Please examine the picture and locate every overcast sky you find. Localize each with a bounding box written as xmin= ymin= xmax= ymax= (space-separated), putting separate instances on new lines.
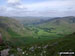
xmin=0 ymin=0 xmax=75 ymax=17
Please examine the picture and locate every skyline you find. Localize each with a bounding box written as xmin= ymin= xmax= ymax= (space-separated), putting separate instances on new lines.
xmin=0 ymin=0 xmax=75 ymax=17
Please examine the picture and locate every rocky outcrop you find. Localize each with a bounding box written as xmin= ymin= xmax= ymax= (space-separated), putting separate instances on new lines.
xmin=1 ymin=49 xmax=10 ymax=56
xmin=0 ymin=33 xmax=3 ymax=44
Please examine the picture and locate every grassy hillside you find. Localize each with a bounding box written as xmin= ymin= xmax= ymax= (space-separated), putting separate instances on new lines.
xmin=13 ymin=32 xmax=75 ymax=56
xmin=1 ymin=32 xmax=75 ymax=56
xmin=37 ymin=16 xmax=75 ymax=35
xmin=0 ymin=16 xmax=34 ymax=40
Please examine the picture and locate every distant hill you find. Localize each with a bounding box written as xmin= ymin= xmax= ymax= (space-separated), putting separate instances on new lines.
xmin=13 ymin=17 xmax=51 ymax=26
xmin=38 ymin=16 xmax=75 ymax=35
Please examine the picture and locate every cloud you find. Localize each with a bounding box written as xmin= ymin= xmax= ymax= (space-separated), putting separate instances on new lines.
xmin=7 ymin=0 xmax=20 ymax=4
xmin=0 ymin=0 xmax=75 ymax=17
xmin=27 ymin=0 xmax=75 ymax=11
xmin=6 ymin=0 xmax=21 ymax=8
xmin=22 ymin=0 xmax=75 ymax=17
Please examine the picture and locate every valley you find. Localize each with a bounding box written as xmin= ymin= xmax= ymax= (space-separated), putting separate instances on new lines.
xmin=0 ymin=16 xmax=75 ymax=56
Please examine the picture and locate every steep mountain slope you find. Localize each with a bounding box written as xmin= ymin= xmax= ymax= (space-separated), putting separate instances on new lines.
xmin=0 ymin=16 xmax=33 ymax=39
xmin=38 ymin=16 xmax=75 ymax=35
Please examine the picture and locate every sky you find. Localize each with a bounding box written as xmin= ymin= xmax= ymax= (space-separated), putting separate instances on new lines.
xmin=0 ymin=0 xmax=75 ymax=17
